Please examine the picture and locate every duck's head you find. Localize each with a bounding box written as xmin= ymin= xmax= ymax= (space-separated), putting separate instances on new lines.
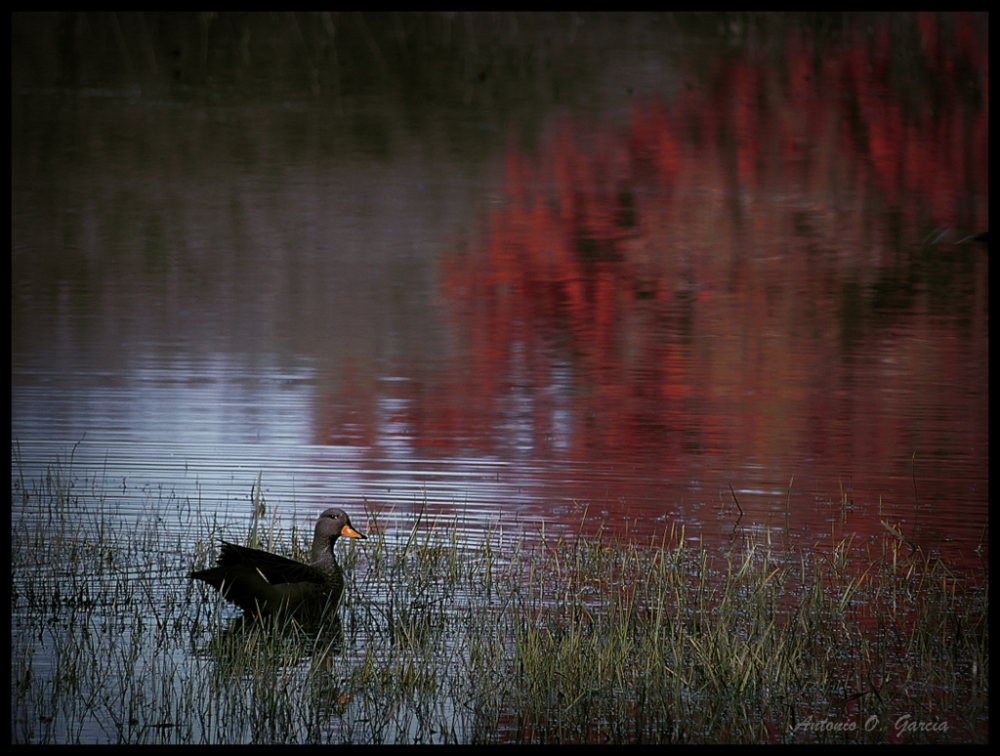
xmin=316 ymin=508 xmax=367 ymax=544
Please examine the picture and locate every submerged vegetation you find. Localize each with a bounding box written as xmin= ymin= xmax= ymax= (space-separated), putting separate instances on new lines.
xmin=11 ymin=465 xmax=988 ymax=744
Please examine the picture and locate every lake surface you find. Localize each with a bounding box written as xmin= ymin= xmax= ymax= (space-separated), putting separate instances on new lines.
xmin=13 ymin=12 xmax=988 ymax=568
xmin=11 ymin=12 xmax=989 ymax=746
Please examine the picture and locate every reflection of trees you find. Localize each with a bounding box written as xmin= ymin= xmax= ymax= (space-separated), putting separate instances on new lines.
xmin=428 ymin=14 xmax=987 ymax=474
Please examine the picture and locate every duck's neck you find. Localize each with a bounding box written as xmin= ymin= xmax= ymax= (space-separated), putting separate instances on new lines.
xmin=312 ymin=537 xmax=335 ymax=566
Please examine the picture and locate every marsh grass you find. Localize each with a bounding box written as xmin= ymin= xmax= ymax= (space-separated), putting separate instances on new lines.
xmin=11 ymin=466 xmax=989 ymax=743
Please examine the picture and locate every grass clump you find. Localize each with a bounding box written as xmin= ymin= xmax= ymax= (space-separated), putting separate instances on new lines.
xmin=11 ymin=468 xmax=989 ymax=743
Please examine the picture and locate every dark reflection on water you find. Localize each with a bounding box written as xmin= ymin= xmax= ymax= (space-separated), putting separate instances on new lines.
xmin=12 ymin=13 xmax=988 ymax=575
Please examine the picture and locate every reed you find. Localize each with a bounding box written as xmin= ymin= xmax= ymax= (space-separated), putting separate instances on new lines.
xmin=11 ymin=467 xmax=988 ymax=743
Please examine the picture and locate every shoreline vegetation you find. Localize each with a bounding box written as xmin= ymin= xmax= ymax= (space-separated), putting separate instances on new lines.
xmin=11 ymin=466 xmax=988 ymax=744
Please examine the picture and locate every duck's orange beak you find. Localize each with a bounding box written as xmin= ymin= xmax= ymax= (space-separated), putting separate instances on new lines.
xmin=341 ymin=523 xmax=366 ymax=539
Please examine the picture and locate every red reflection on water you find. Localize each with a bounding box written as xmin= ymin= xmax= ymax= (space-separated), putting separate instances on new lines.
xmin=315 ymin=14 xmax=987 ymax=569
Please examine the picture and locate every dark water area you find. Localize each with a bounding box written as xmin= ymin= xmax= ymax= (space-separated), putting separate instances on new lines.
xmin=13 ymin=13 xmax=988 ymax=570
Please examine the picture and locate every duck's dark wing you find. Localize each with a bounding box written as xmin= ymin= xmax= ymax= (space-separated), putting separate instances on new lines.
xmin=212 ymin=541 xmax=328 ymax=586
xmin=190 ymin=542 xmax=331 ymax=615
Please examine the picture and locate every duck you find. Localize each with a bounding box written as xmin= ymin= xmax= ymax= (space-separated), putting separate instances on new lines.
xmin=190 ymin=508 xmax=366 ymax=618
